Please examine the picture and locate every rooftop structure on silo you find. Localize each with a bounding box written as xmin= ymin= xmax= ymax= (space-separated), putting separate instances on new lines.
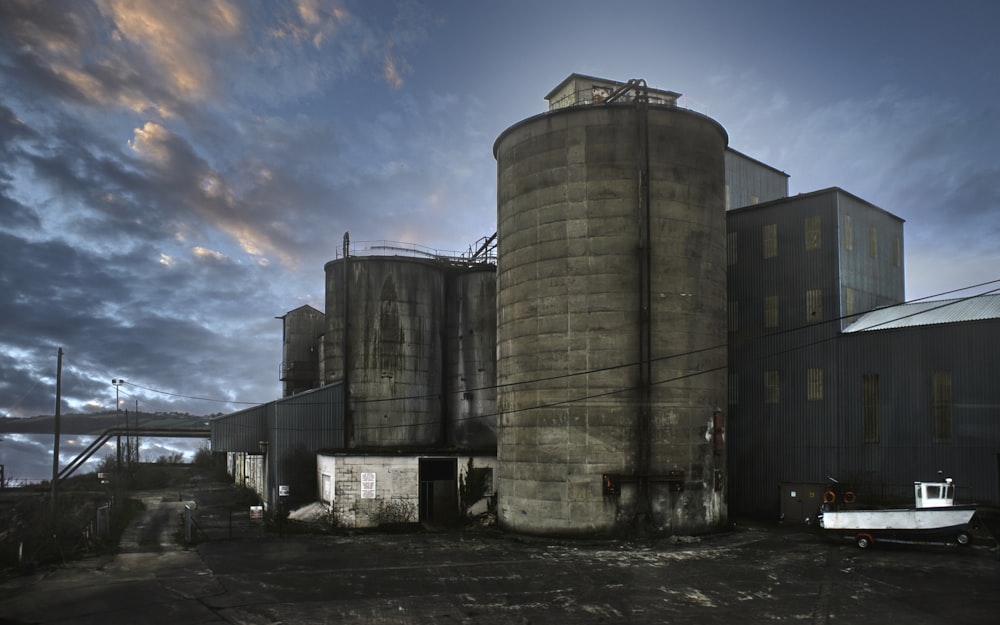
xmin=544 ymin=72 xmax=681 ymax=110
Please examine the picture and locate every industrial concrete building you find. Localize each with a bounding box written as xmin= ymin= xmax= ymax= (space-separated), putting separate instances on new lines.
xmin=494 ymin=74 xmax=729 ymax=535
xmin=216 ymin=240 xmax=499 ymax=527
xmin=212 ymin=73 xmax=1000 ymax=533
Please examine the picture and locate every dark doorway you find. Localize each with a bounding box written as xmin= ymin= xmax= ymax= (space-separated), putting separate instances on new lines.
xmin=419 ymin=458 xmax=458 ymax=523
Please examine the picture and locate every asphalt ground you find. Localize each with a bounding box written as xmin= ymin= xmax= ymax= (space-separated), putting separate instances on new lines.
xmin=2 ymin=481 xmax=998 ymax=624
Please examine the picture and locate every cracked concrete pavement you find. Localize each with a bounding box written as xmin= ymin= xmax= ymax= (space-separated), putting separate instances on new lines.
xmin=2 ymin=481 xmax=999 ymax=624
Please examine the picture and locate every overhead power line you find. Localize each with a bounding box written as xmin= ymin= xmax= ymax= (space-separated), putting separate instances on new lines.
xmin=124 ymin=277 xmax=1000 ymax=413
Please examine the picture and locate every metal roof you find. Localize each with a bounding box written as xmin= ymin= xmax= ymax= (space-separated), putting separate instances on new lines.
xmin=842 ymin=293 xmax=1000 ymax=332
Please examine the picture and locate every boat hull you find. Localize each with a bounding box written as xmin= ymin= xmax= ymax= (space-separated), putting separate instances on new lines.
xmin=819 ymin=505 xmax=976 ymax=540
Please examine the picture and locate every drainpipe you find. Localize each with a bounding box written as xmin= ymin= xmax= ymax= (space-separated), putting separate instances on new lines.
xmin=343 ymin=232 xmax=353 ymax=447
xmin=634 ymin=81 xmax=653 ymax=530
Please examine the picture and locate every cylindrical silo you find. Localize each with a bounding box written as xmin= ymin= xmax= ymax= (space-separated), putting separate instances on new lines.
xmin=279 ymin=305 xmax=325 ymax=397
xmin=324 ymin=256 xmax=445 ymax=447
xmin=494 ymin=84 xmax=729 ymax=535
xmin=444 ymin=265 xmax=498 ymax=449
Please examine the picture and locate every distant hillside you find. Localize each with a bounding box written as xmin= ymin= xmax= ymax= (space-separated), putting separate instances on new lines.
xmin=0 ymin=412 xmax=211 ymax=435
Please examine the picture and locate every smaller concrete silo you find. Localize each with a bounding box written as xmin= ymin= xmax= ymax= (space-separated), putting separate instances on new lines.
xmin=444 ymin=265 xmax=498 ymax=449
xmin=324 ymin=255 xmax=446 ymax=448
xmin=278 ymin=305 xmax=325 ymax=397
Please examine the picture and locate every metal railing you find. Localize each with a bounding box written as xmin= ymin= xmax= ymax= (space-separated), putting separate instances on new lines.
xmin=334 ymin=239 xmax=497 ymax=265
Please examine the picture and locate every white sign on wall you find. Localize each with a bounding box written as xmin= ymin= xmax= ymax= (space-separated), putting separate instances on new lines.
xmin=361 ymin=472 xmax=376 ymax=499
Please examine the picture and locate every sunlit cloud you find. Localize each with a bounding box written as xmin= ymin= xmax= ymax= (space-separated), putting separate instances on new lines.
xmin=383 ymin=51 xmax=404 ymax=88
xmin=192 ymin=246 xmax=227 ymax=262
xmin=98 ymin=0 xmax=243 ymax=101
xmin=128 ymin=121 xmax=173 ymax=166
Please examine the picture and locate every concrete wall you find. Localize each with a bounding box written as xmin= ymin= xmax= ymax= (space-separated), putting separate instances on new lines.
xmin=494 ymin=101 xmax=729 ymax=535
xmin=280 ymin=305 xmax=325 ymax=396
xmin=444 ymin=267 xmax=498 ymax=448
xmin=324 ymin=256 xmax=445 ymax=447
xmin=317 ymin=453 xmax=498 ymax=528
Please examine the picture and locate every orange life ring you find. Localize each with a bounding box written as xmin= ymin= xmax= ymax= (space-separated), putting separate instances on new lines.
xmin=843 ymin=491 xmax=856 ymax=504
xmin=823 ymin=490 xmax=836 ymax=504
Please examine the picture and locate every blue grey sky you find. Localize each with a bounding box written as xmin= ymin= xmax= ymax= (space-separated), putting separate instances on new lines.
xmin=1 ymin=0 xmax=997 ymax=417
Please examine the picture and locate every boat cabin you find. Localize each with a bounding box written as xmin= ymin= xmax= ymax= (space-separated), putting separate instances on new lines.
xmin=914 ymin=479 xmax=956 ymax=509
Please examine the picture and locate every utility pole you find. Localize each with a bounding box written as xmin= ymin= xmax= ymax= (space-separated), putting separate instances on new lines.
xmin=112 ymin=379 xmax=124 ymax=473
xmin=51 ymin=347 xmax=63 ymax=514
xmin=135 ymin=399 xmax=140 ymax=466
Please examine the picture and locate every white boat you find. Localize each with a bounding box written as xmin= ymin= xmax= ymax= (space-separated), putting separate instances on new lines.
xmin=818 ymin=478 xmax=977 ymax=548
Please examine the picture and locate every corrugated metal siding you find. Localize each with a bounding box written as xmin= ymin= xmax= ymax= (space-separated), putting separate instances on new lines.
xmin=844 ymin=294 xmax=1000 ymax=332
xmin=837 ymin=321 xmax=1000 ymax=505
xmin=267 ymin=382 xmax=344 ymax=506
xmin=724 ymin=149 xmax=788 ymax=210
xmin=726 ymin=189 xmax=917 ymax=519
xmin=212 ymin=382 xmax=345 ymax=506
xmin=836 ymin=193 xmax=905 ymax=329
xmin=211 ymin=402 xmax=272 ymax=452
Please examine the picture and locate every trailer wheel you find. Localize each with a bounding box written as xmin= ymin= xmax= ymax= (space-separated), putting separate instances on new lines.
xmin=855 ymin=534 xmax=873 ymax=549
xmin=956 ymin=531 xmax=971 ymax=546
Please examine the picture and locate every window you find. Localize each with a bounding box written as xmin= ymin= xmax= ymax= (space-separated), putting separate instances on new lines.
xmin=725 ymin=184 xmax=731 ymax=210
xmin=727 ymin=231 xmax=737 ymax=266
xmin=763 ymin=224 xmax=777 ymax=259
xmin=893 ymin=237 xmax=902 ymax=268
xmin=808 ymin=368 xmax=824 ymax=401
xmin=869 ymin=226 xmax=878 ymax=258
xmin=764 ymin=370 xmax=780 ymax=404
xmin=805 ymin=216 xmax=821 ymax=251
xmin=844 ymin=287 xmax=856 ymax=317
xmin=862 ymin=374 xmax=879 ymax=443
xmin=764 ymin=295 xmax=779 ymax=328
xmin=843 ymin=215 xmax=853 ymax=251
xmin=806 ymin=289 xmax=823 ymax=323
xmin=750 ymin=194 xmax=759 ymax=205
xmin=932 ymin=371 xmax=952 ymax=442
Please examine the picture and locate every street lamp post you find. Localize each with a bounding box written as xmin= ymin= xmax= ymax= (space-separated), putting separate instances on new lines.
xmin=112 ymin=379 xmax=124 ymax=472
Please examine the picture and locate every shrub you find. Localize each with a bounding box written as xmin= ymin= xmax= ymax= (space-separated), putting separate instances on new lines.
xmin=370 ymin=498 xmax=416 ymax=526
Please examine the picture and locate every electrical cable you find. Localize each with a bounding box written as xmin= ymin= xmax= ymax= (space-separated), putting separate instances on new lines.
xmin=124 ymin=277 xmax=1000 ymax=422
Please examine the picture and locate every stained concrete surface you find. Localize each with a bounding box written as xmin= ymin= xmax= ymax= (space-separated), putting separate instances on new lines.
xmin=2 ymin=483 xmax=999 ymax=625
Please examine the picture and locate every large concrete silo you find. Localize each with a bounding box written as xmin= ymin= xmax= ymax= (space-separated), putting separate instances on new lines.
xmin=444 ymin=265 xmax=498 ymax=449
xmin=324 ymin=255 xmax=445 ymax=447
xmin=493 ymin=75 xmax=729 ymax=535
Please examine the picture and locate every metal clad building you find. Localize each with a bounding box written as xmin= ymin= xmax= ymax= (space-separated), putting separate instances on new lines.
xmin=836 ymin=300 xmax=1000 ymax=504
xmin=727 ymin=186 xmax=941 ymax=519
xmin=267 ymin=382 xmax=344 ymax=507
xmin=212 ymin=402 xmax=272 ymax=453
xmin=212 ymin=382 xmax=344 ymax=507
xmin=724 ymin=148 xmax=788 ymax=210
xmin=212 ymin=401 xmax=274 ymax=499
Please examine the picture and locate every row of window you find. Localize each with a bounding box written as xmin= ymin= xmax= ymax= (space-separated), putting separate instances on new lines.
xmin=728 ymin=290 xmax=826 ymax=331
xmin=726 ymin=218 xmax=901 ymax=265
xmin=729 ymin=287 xmax=867 ymax=332
xmin=729 ymin=371 xmax=954 ymax=442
